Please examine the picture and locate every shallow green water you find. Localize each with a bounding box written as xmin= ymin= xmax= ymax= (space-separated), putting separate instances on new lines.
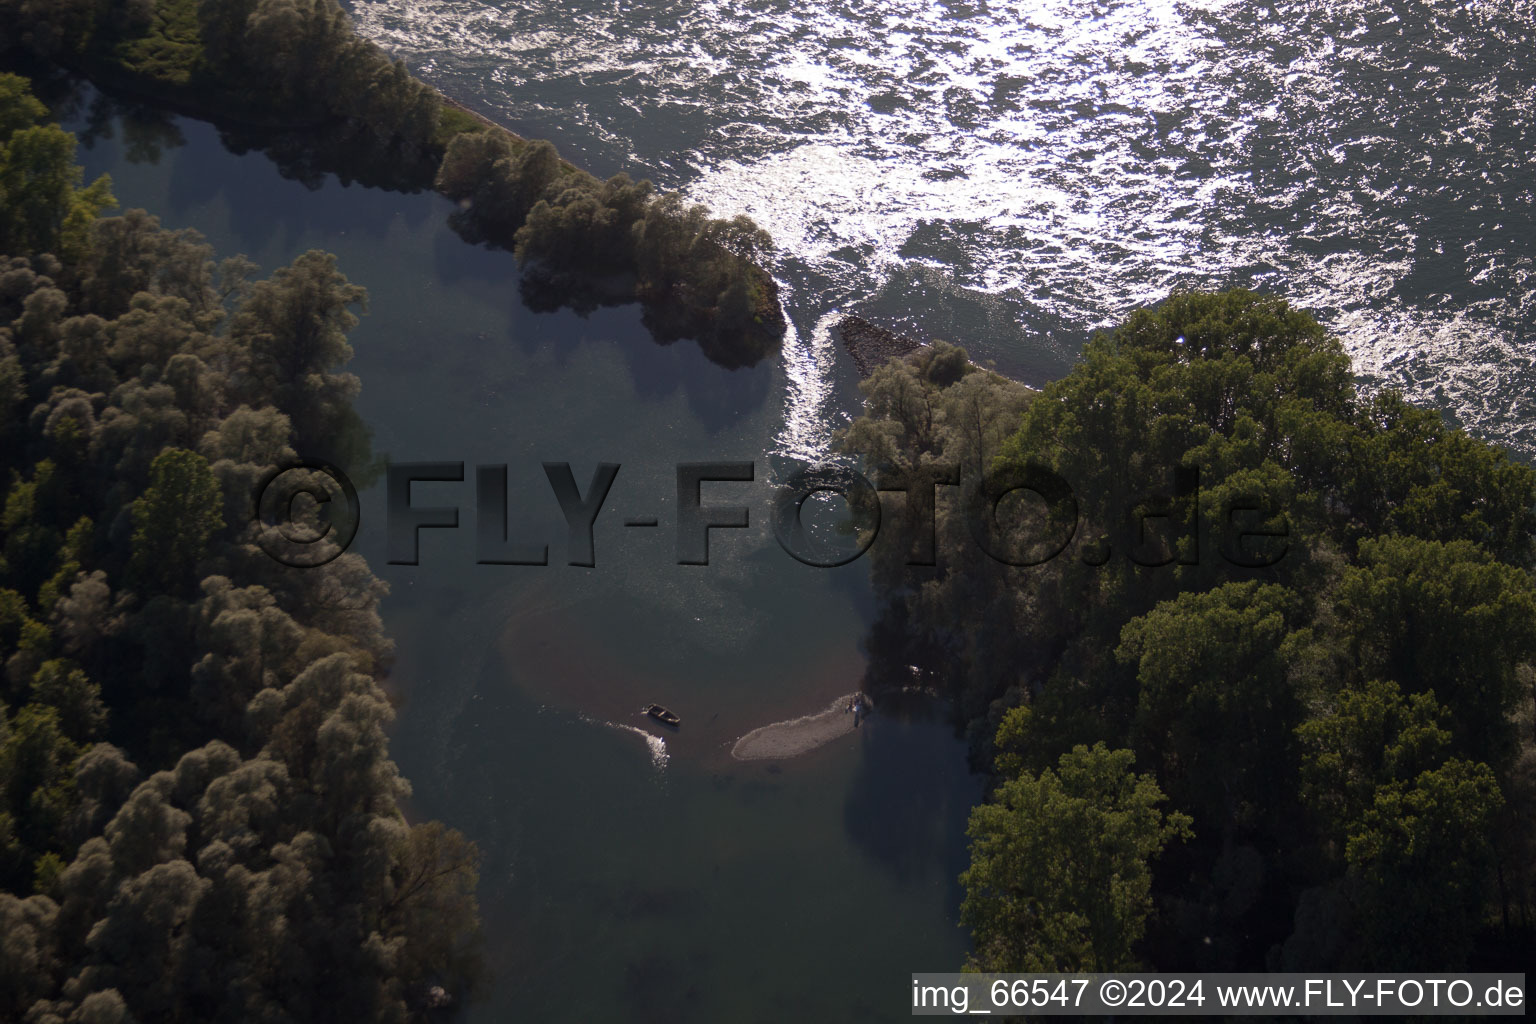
xmin=62 ymin=94 xmax=980 ymax=1021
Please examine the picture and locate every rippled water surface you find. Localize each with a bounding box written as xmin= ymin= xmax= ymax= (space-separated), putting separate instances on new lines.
xmin=351 ymin=0 xmax=1536 ymax=454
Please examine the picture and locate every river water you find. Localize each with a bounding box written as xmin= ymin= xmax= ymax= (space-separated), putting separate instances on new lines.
xmin=58 ymin=0 xmax=1536 ymax=1018
xmin=351 ymin=0 xmax=1536 ymax=455
xmin=62 ymin=87 xmax=976 ymax=1022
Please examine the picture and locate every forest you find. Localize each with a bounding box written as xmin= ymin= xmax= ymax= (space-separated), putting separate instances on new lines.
xmin=841 ymin=293 xmax=1536 ymax=973
xmin=0 ymin=0 xmax=786 ymax=369
xmin=0 ymin=72 xmax=480 ymax=1022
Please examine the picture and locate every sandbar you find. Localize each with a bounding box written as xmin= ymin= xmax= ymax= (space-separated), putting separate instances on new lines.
xmin=731 ymin=693 xmax=867 ymax=760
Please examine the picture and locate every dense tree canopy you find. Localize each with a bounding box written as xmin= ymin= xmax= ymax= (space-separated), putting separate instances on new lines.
xmin=961 ymin=743 xmax=1190 ymax=973
xmin=0 ymin=75 xmax=481 ymax=1022
xmin=843 ymin=291 xmax=1536 ymax=972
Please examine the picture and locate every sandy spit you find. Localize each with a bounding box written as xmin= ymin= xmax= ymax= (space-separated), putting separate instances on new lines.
xmin=730 ymin=693 xmax=865 ymax=760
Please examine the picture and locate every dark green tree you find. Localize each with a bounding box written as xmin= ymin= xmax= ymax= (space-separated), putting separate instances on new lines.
xmin=1346 ymin=759 xmax=1503 ymax=968
xmin=961 ymin=742 xmax=1191 ymax=972
xmin=128 ymin=448 xmax=223 ymax=596
xmin=0 ymin=111 xmax=114 ymax=259
xmin=1332 ymin=536 xmax=1536 ymax=766
xmin=1297 ymin=678 xmax=1452 ymax=840
xmin=1118 ymin=581 xmax=1304 ymax=834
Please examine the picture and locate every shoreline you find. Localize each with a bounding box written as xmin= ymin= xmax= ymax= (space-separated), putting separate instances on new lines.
xmin=837 ymin=313 xmax=1038 ymax=386
xmin=438 ymin=92 xmax=505 ymax=136
xmin=836 ymin=315 xmax=927 ymax=376
xmin=5 ymin=9 xmax=787 ymax=363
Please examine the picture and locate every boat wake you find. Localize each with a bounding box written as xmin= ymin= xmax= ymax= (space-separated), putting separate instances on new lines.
xmin=577 ymin=712 xmax=671 ymax=771
xmin=773 ymin=299 xmax=843 ymax=464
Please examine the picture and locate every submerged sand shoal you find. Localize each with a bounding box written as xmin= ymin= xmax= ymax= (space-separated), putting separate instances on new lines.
xmin=731 ymin=693 xmax=863 ymax=760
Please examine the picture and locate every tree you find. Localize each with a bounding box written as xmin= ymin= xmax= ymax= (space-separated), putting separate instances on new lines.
xmin=247 ymin=652 xmax=407 ymax=831
xmin=633 ymin=193 xmax=708 ymax=296
xmin=0 ymin=890 xmax=61 ymax=1021
xmin=1297 ymin=678 xmax=1452 ymax=840
xmin=79 ymin=210 xmax=220 ymax=321
xmin=108 ymin=292 xmax=205 ymax=373
xmin=385 ymin=822 xmax=484 ymax=1002
xmin=29 ymin=659 xmax=106 ymax=742
xmin=0 ymin=704 xmax=78 ymax=888
xmin=0 ymin=0 xmax=97 ymax=59
xmin=1345 ymin=759 xmax=1502 ymax=968
xmin=1288 ymin=676 xmax=1504 ymax=969
xmin=0 ymin=121 xmax=115 ymax=259
xmin=51 ymin=570 xmax=115 ymax=669
xmin=228 ymin=249 xmax=363 ymax=390
xmin=3 ymin=460 xmax=67 ymax=602
xmin=0 ymin=74 xmax=485 ymax=1021
xmin=435 ymin=130 xmax=512 ymax=202
xmin=198 ymin=0 xmax=261 ymax=71
xmin=1333 ymin=536 xmax=1536 ymax=766
xmin=75 ymin=858 xmax=209 ymax=1018
xmin=843 ymin=287 xmax=1536 ymax=974
xmin=1347 ymin=392 xmax=1536 ymax=564
xmin=0 ymin=72 xmax=48 ymax=142
xmin=0 ymin=587 xmax=49 ymax=701
xmin=128 ymin=448 xmax=224 ymax=596
xmin=226 ymin=250 xmax=365 ymax=450
xmin=938 ymin=365 xmax=1030 ymax=479
xmin=960 ymin=743 xmax=1191 ymax=972
xmin=1118 ymin=581 xmax=1303 ymax=833
xmin=241 ymin=0 xmax=355 ymax=96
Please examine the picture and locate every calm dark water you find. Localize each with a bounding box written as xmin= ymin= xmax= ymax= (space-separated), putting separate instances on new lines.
xmin=351 ymin=0 xmax=1536 ymax=456
xmin=62 ymin=94 xmax=979 ymax=1021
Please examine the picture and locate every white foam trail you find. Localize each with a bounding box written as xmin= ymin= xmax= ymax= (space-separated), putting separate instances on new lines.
xmin=774 ymin=300 xmax=843 ymax=463
xmin=575 ymin=712 xmax=670 ymax=770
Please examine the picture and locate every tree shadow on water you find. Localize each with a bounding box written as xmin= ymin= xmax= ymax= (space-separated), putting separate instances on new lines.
xmin=70 ymin=87 xmax=186 ymax=165
xmin=841 ymin=692 xmax=982 ymax=905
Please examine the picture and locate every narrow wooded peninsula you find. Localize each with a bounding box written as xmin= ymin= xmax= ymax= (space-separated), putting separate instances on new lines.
xmin=1 ymin=0 xmax=788 ymax=369
xmin=0 ymin=70 xmax=480 ymax=1022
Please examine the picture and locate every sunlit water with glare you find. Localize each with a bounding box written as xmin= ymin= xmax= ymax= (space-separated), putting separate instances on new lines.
xmin=350 ymin=0 xmax=1536 ymax=457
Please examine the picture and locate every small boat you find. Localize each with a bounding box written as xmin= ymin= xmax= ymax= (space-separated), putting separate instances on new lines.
xmin=643 ymin=703 xmax=681 ymax=727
